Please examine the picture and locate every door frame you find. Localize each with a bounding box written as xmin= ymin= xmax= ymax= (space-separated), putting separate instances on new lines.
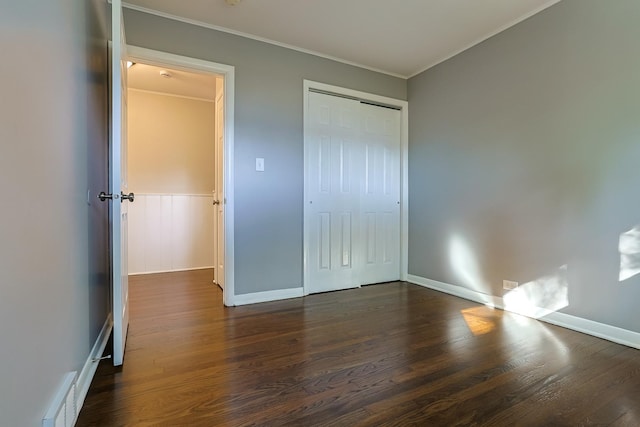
xmin=302 ymin=80 xmax=409 ymax=295
xmin=127 ymin=45 xmax=236 ymax=306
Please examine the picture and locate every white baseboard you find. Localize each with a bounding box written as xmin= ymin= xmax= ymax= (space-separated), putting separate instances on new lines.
xmin=76 ymin=314 xmax=113 ymax=416
xmin=129 ymin=266 xmax=214 ymax=276
xmin=233 ymin=287 xmax=304 ymax=306
xmin=539 ymin=311 xmax=640 ymax=350
xmin=407 ymin=274 xmax=502 ymax=307
xmin=407 ymin=274 xmax=640 ymax=350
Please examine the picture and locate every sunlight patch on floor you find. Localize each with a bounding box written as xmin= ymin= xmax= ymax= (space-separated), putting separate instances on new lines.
xmin=619 ymin=225 xmax=640 ymax=282
xmin=460 ymin=306 xmax=501 ymax=336
xmin=503 ymin=265 xmax=568 ymax=319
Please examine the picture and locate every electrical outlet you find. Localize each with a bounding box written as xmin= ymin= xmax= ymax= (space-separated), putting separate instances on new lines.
xmin=503 ymin=280 xmax=519 ymax=290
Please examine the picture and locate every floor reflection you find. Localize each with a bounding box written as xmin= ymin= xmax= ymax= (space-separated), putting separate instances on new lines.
xmin=460 ymin=306 xmax=500 ymax=336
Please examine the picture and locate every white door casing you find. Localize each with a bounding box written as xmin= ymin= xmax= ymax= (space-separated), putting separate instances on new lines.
xmin=304 ymin=83 xmax=406 ymax=295
xmin=111 ymin=0 xmax=130 ymax=366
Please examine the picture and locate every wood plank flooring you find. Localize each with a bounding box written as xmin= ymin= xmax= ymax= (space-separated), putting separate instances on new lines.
xmin=77 ymin=269 xmax=640 ymax=426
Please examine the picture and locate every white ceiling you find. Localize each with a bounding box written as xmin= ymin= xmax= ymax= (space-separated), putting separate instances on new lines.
xmin=128 ymin=63 xmax=218 ymax=100
xmin=123 ymin=0 xmax=561 ymax=78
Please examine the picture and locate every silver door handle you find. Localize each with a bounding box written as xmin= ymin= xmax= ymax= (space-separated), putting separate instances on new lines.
xmin=121 ymin=192 xmax=135 ymax=203
xmin=98 ymin=191 xmax=117 ymax=201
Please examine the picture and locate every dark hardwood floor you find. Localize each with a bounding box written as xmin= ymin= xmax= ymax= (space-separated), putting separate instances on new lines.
xmin=77 ymin=269 xmax=640 ymax=426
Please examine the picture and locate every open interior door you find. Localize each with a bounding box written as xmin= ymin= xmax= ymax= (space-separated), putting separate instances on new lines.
xmin=110 ymin=0 xmax=132 ymax=366
xmin=213 ymin=77 xmax=225 ymax=291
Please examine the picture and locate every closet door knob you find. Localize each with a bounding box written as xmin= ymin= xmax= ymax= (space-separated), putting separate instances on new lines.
xmin=121 ymin=192 xmax=135 ymax=203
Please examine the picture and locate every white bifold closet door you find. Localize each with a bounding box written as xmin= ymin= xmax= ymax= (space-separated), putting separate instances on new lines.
xmin=306 ymin=91 xmax=401 ymax=294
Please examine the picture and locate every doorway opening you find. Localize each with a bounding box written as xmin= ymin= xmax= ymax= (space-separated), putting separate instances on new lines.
xmin=125 ymin=46 xmax=235 ymax=306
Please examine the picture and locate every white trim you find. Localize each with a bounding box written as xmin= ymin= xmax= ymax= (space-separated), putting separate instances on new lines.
xmin=407 ymin=274 xmax=640 ymax=350
xmin=121 ymin=2 xmax=406 ymax=79
xmin=126 ymin=45 xmax=237 ymax=307
xmin=129 ymin=266 xmax=214 ymax=276
xmin=233 ymin=287 xmax=304 ymax=306
xmin=541 ymin=311 xmax=640 ymax=350
xmin=407 ymin=0 xmax=562 ymax=78
xmin=128 ymin=88 xmax=215 ymax=103
xmin=305 ymin=81 xmax=409 ymax=112
xmin=302 ymin=82 xmax=311 ymax=297
xmin=222 ymin=61 xmax=236 ymax=308
xmin=126 ymin=45 xmax=234 ymax=76
xmin=400 ymin=103 xmax=409 ymax=281
xmin=407 ymin=275 xmax=498 ymax=306
xmin=303 ymin=80 xmax=409 ymax=295
xmin=43 ymin=372 xmax=77 ymax=427
xmin=76 ymin=314 xmax=113 ymax=417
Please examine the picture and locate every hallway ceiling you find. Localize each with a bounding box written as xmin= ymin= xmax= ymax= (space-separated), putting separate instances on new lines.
xmin=123 ymin=0 xmax=561 ymax=78
xmin=128 ymin=63 xmax=217 ymax=101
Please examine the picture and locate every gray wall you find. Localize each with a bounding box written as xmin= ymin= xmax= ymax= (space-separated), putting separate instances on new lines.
xmin=123 ymin=9 xmax=407 ymax=295
xmin=0 ymin=0 xmax=110 ymax=425
xmin=408 ymin=0 xmax=640 ymax=332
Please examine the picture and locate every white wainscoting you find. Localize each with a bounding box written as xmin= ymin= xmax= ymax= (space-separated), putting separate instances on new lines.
xmin=128 ymin=193 xmax=214 ymax=274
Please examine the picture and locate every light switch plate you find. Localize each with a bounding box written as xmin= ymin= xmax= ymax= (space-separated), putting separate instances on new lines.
xmin=256 ymin=157 xmax=264 ymax=172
